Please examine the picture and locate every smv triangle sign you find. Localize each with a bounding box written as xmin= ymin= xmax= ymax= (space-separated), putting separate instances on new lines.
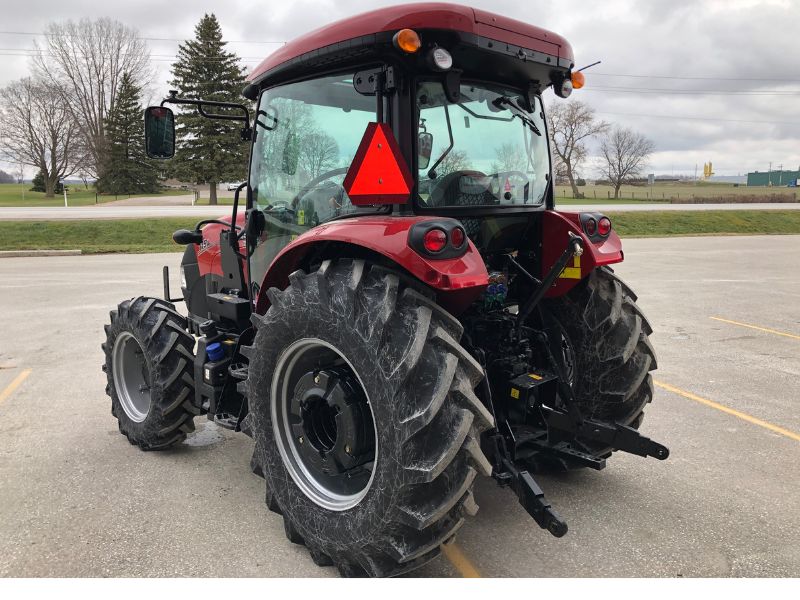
xmin=343 ymin=122 xmax=413 ymax=205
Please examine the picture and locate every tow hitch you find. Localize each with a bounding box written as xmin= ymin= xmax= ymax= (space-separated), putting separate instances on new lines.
xmin=490 ymin=230 xmax=669 ymax=537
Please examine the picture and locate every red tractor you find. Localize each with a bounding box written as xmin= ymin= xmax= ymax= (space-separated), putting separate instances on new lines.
xmin=103 ymin=3 xmax=667 ymax=577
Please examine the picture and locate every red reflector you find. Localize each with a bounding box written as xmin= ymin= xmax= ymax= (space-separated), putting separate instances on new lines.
xmin=423 ymin=228 xmax=447 ymax=253
xmin=584 ymin=218 xmax=597 ymax=236
xmin=450 ymin=227 xmax=466 ymax=248
xmin=343 ymin=122 xmax=414 ymax=205
xmin=598 ymin=217 xmax=612 ymax=236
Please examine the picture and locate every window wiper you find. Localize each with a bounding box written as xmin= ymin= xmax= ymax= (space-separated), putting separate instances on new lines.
xmin=492 ymin=96 xmax=541 ymax=137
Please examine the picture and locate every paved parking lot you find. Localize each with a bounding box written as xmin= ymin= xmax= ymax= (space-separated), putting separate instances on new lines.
xmin=0 ymin=235 xmax=798 ymax=577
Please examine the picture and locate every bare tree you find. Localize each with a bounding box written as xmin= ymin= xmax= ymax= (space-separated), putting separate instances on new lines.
xmin=32 ymin=18 xmax=151 ymax=178
xmin=0 ymin=78 xmax=79 ymax=197
xmin=432 ymin=149 xmax=471 ymax=177
xmin=490 ymin=143 xmax=526 ymax=174
xmin=549 ymin=101 xmax=608 ymax=198
xmin=298 ymin=131 xmax=340 ymax=179
xmin=599 ymin=126 xmax=655 ymax=199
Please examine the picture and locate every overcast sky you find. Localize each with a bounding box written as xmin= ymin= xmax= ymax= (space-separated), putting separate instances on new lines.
xmin=1 ymin=0 xmax=798 ymax=177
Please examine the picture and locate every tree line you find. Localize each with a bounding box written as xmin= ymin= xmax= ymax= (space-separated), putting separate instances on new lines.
xmin=0 ymin=14 xmax=247 ymax=203
xmin=0 ymin=12 xmax=653 ymax=202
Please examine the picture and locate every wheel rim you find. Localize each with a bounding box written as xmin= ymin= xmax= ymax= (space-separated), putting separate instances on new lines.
xmin=271 ymin=338 xmax=377 ymax=511
xmin=112 ymin=331 xmax=151 ymax=423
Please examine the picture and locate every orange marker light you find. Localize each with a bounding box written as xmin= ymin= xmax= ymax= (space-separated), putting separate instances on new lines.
xmin=393 ymin=29 xmax=421 ymax=53
xmin=571 ymin=71 xmax=585 ymax=89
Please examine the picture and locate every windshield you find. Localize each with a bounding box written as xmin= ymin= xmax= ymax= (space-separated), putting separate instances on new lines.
xmin=417 ymin=81 xmax=549 ymax=208
xmin=249 ymin=73 xmax=377 ymax=224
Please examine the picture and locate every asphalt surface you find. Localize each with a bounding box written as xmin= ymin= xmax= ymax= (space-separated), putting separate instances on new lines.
xmin=0 ymin=235 xmax=798 ymax=577
xmin=1 ymin=201 xmax=799 ymax=220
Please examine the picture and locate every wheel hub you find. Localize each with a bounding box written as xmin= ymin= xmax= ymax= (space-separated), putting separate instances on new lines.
xmin=291 ymin=368 xmax=375 ymax=476
xmin=272 ymin=339 xmax=377 ymax=511
xmin=111 ymin=331 xmax=151 ymax=423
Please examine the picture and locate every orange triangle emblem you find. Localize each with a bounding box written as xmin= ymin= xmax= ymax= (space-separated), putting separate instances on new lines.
xmin=343 ymin=122 xmax=413 ymax=205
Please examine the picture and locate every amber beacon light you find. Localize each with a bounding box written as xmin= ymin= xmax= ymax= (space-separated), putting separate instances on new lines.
xmin=393 ymin=28 xmax=421 ymax=53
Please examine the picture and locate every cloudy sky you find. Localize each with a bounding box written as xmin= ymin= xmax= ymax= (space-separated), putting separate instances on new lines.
xmin=1 ymin=0 xmax=798 ymax=177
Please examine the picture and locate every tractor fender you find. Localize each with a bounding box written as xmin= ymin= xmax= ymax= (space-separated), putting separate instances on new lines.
xmin=255 ymin=216 xmax=489 ymax=315
xmin=541 ymin=210 xmax=624 ymax=298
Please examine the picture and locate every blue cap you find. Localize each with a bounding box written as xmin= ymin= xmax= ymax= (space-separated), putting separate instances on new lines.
xmin=207 ymin=342 xmax=225 ymax=362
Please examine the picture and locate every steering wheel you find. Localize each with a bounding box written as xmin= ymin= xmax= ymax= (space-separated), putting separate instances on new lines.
xmin=428 ymin=170 xmax=490 ymax=207
xmin=290 ymin=167 xmax=350 ymax=210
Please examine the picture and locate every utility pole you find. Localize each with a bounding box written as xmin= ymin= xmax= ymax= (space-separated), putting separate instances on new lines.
xmin=778 ymin=164 xmax=783 ymax=186
xmin=768 ymin=161 xmax=772 ymax=187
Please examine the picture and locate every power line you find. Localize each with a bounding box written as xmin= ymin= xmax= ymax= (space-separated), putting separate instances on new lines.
xmin=593 ymin=72 xmax=800 ymax=83
xmin=0 ymin=30 xmax=286 ymax=44
xmin=586 ymin=86 xmax=800 ymax=96
xmin=595 ymin=111 xmax=800 ymax=126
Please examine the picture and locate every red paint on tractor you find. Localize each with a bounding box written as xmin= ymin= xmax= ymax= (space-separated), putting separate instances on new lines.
xmin=541 ymin=211 xmax=624 ymax=298
xmin=196 ymin=215 xmax=246 ymax=278
xmin=247 ymin=3 xmax=574 ymax=84
xmin=255 ymin=215 xmax=489 ymax=315
xmin=343 ymin=123 xmax=413 ymax=205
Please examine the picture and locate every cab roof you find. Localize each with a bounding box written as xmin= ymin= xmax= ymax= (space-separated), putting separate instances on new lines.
xmin=247 ymin=3 xmax=574 ymax=86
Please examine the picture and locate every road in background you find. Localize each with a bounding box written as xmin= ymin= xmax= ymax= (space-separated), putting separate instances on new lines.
xmin=0 ymin=236 xmax=798 ymax=577
xmin=1 ymin=201 xmax=800 ymax=221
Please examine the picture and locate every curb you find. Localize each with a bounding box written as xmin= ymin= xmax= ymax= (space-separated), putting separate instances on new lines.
xmin=0 ymin=249 xmax=82 ymax=258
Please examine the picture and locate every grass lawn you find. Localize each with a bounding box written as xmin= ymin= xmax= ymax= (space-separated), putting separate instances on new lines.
xmin=0 ymin=183 xmax=192 ymax=207
xmin=1 ymin=210 xmax=799 ymax=254
xmin=556 ymin=182 xmax=798 ymax=202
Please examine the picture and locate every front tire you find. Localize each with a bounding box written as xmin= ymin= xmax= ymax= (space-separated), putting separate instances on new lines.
xmin=246 ymin=260 xmax=494 ymax=577
xmin=102 ymin=297 xmax=198 ymax=450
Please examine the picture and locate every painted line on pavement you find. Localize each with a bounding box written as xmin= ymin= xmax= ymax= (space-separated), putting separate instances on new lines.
xmin=654 ymin=379 xmax=800 ymax=443
xmin=710 ymin=316 xmax=800 ymax=341
xmin=0 ymin=369 xmax=32 ymax=406
xmin=441 ymin=541 xmax=481 ymax=578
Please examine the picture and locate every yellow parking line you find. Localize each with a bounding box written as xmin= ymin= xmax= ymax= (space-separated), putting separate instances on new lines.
xmin=0 ymin=369 xmax=32 ymax=406
xmin=441 ymin=541 xmax=481 ymax=578
xmin=654 ymin=379 xmax=800 ymax=443
xmin=710 ymin=316 xmax=800 ymax=341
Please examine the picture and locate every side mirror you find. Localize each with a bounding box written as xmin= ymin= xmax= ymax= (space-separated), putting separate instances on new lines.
xmin=144 ymin=106 xmax=176 ymax=159
xmin=418 ymin=132 xmax=433 ymax=170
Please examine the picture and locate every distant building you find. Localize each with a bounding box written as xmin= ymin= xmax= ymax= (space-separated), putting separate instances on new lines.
xmin=747 ymin=169 xmax=800 ymax=186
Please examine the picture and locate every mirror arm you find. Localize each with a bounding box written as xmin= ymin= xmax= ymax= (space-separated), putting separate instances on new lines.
xmin=161 ymin=93 xmax=252 ymax=139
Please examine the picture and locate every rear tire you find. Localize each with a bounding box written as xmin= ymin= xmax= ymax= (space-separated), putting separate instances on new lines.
xmin=537 ymin=267 xmax=657 ymax=468
xmin=245 ymin=260 xmax=493 ymax=577
xmin=102 ymin=297 xmax=198 ymax=450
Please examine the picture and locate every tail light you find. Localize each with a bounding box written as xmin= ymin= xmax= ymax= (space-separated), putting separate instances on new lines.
xmin=409 ymin=221 xmax=469 ymax=259
xmin=580 ymin=212 xmax=612 ymax=241
xmin=423 ymin=228 xmax=447 ymax=253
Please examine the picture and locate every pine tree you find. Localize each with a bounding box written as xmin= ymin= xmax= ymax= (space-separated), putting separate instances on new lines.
xmin=170 ymin=14 xmax=248 ymax=205
xmin=96 ymin=72 xmax=159 ymax=195
xmin=31 ymin=169 xmax=63 ymax=194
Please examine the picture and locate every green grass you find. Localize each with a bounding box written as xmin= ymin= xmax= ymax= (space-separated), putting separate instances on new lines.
xmin=0 ymin=210 xmax=798 ymax=254
xmin=0 ymin=218 xmax=190 ymax=253
xmin=557 ymin=183 xmax=798 ymax=202
xmin=0 ymin=183 xmax=191 ymax=207
xmin=607 ymin=210 xmax=800 ymax=237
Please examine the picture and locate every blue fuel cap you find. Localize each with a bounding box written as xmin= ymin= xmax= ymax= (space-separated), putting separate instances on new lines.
xmin=206 ymin=342 xmax=225 ymax=362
